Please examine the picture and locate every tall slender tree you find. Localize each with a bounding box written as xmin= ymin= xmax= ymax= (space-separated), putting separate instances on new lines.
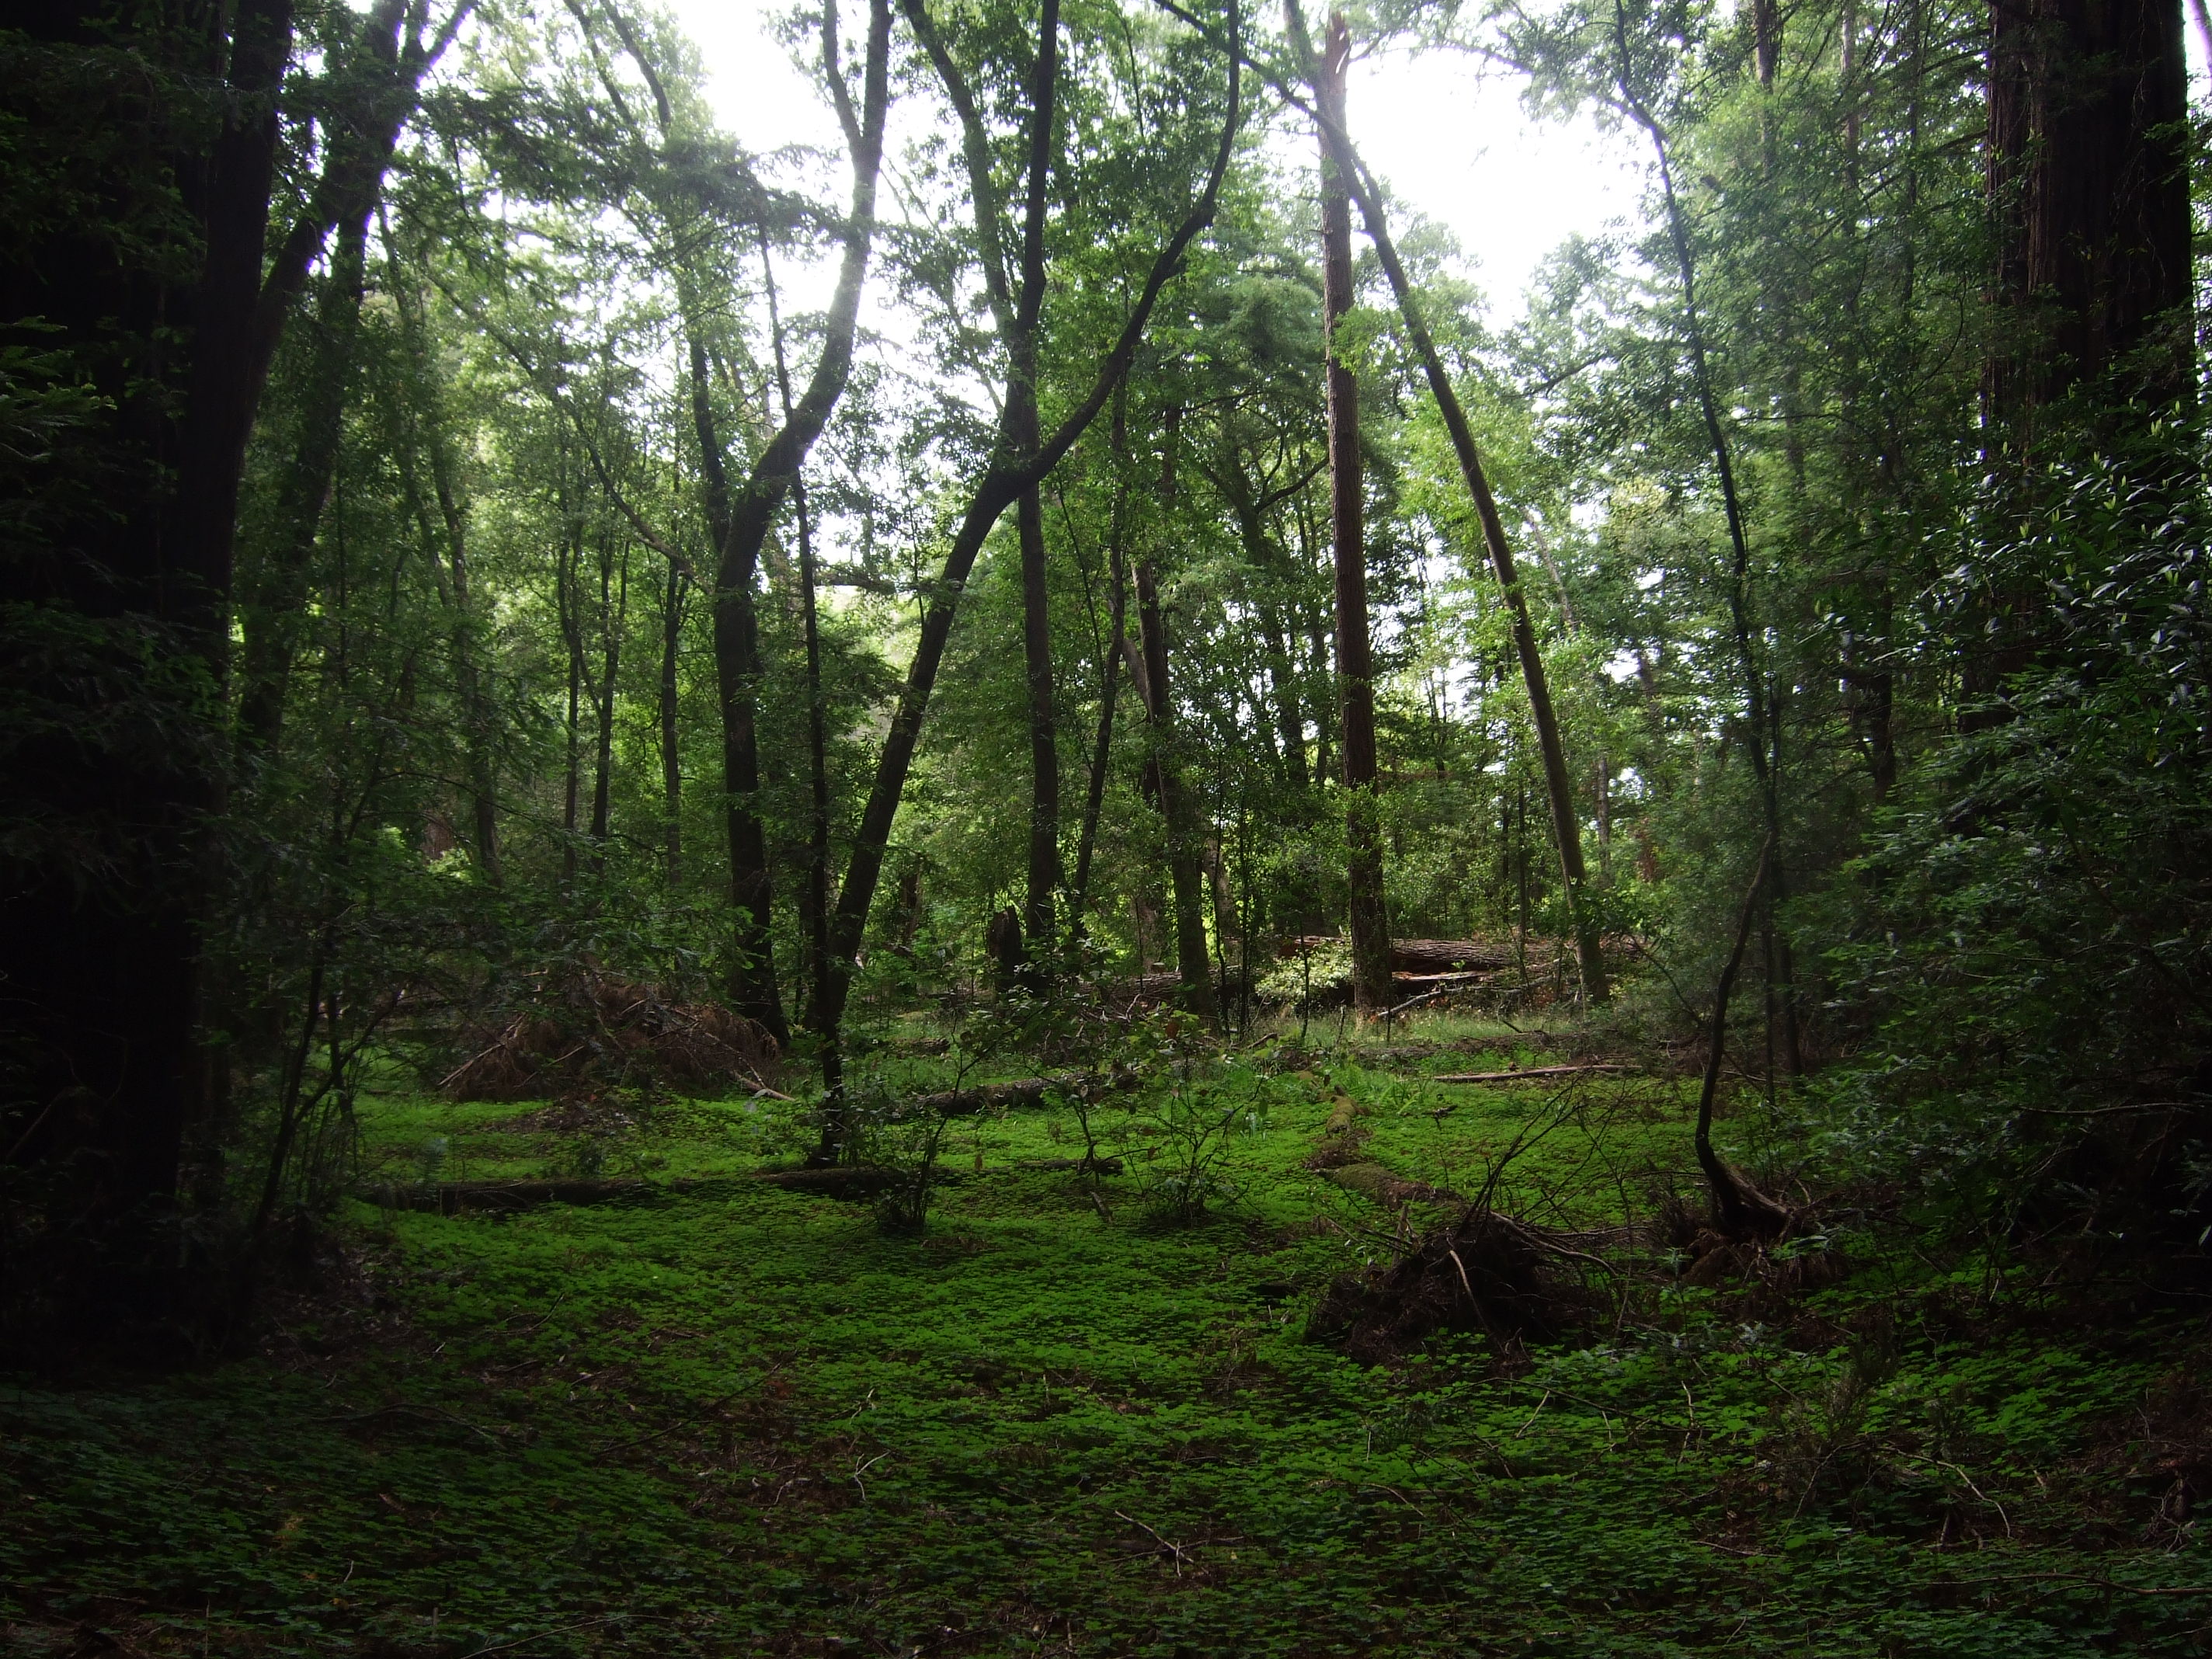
xmin=810 ymin=2 xmax=1242 ymax=1152
xmin=1310 ymin=12 xmax=1394 ymax=1018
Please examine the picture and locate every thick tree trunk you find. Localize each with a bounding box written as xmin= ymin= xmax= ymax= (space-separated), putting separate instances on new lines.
xmin=0 ymin=0 xmax=294 ymax=1334
xmin=1987 ymin=0 xmax=2193 ymax=435
xmin=2 ymin=0 xmax=464 ymax=1336
xmin=1316 ymin=15 xmax=1393 ymax=1018
xmin=1974 ymin=0 xmax=2193 ymax=727
xmin=679 ymin=0 xmax=890 ymax=1049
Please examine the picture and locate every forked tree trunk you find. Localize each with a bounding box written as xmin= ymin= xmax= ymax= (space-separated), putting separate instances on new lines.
xmin=619 ymin=0 xmax=890 ymax=1047
xmin=907 ymin=0 xmax=1065 ymax=965
xmin=1313 ymin=14 xmax=1393 ymax=1019
xmin=809 ymin=9 xmax=1242 ymax=1143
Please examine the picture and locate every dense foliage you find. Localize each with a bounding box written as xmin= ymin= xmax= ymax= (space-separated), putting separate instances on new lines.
xmin=3 ymin=0 xmax=2210 ymax=1643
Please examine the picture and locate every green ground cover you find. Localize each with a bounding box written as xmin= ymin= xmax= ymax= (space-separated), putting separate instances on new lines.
xmin=5 ymin=1023 xmax=2207 ymax=1656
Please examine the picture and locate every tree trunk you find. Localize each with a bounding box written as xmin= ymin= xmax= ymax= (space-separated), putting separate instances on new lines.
xmin=1694 ymin=840 xmax=1791 ymax=1241
xmin=589 ymin=536 xmax=628 ymax=872
xmin=1018 ymin=483 xmax=1061 ymax=959
xmin=1069 ymin=402 xmax=1132 ymax=934
xmin=810 ymin=33 xmax=1243 ymax=1088
xmin=0 ymin=0 xmax=294 ymax=1332
xmin=1260 ymin=600 xmax=1309 ymax=791
xmin=235 ymin=209 xmax=371 ymax=756
xmin=1136 ymin=410 xmax=1219 ymax=1017
xmin=559 ymin=513 xmax=586 ymax=887
xmin=760 ymin=224 xmax=835 ymax=1021
xmin=1 ymin=0 xmax=467 ymax=1334
xmin=384 ymin=224 xmax=503 ymax=883
xmin=698 ymin=0 xmax=892 ymax=1048
xmin=426 ymin=347 xmax=502 ymax=888
xmin=1316 ymin=14 xmax=1393 ymax=1018
xmin=1987 ymin=0 xmax=2193 ymax=436
xmin=659 ymin=567 xmax=685 ymax=886
xmin=1974 ymin=0 xmax=2193 ymax=725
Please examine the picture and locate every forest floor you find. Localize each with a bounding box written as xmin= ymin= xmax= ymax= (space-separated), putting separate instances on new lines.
xmin=5 ymin=1014 xmax=2210 ymax=1657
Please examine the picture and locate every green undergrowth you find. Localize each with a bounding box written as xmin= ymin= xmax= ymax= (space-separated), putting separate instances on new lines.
xmin=4 ymin=1024 xmax=2207 ymax=1656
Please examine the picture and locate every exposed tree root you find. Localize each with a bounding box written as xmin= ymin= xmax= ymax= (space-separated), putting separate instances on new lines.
xmin=1307 ymin=1207 xmax=1588 ymax=1363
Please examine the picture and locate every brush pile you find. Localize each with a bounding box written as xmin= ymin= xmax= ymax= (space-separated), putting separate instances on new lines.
xmin=442 ymin=972 xmax=778 ymax=1101
xmin=1308 ymin=1208 xmax=1588 ymax=1364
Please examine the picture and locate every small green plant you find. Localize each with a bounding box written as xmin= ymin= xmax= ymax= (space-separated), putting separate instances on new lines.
xmin=851 ymin=1082 xmax=958 ymax=1233
xmin=1142 ymin=1063 xmax=1265 ymax=1225
xmin=851 ymin=1003 xmax=1015 ymax=1233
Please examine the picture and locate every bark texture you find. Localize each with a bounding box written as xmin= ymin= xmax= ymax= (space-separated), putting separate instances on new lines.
xmin=1314 ymin=15 xmax=1393 ymax=1019
xmin=1987 ymin=0 xmax=2193 ymax=431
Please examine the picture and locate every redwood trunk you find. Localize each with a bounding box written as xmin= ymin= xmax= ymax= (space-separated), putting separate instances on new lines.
xmin=1987 ymin=0 xmax=2193 ymax=435
xmin=1303 ymin=21 xmax=1609 ymax=1002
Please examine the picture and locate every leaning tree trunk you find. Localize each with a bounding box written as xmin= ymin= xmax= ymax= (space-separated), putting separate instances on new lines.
xmin=1314 ymin=13 xmax=1393 ymax=1019
xmin=1275 ymin=0 xmax=1616 ymax=1003
xmin=1694 ymin=840 xmax=1792 ymax=1241
xmin=809 ymin=9 xmax=1243 ymax=1122
xmin=1069 ymin=398 xmax=1132 ymax=935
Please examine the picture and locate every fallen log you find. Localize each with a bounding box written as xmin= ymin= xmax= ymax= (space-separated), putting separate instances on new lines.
xmin=750 ymin=1167 xmax=911 ymax=1198
xmin=1319 ymin=1161 xmax=1466 ymax=1210
xmin=1431 ymin=1064 xmax=1631 ymax=1084
xmin=1011 ymin=1156 xmax=1125 ymax=1175
xmin=364 ymin=1177 xmax=668 ymax=1213
xmin=1392 ymin=938 xmax=1519 ymax=973
xmin=916 ymin=1069 xmax=1138 ymax=1115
